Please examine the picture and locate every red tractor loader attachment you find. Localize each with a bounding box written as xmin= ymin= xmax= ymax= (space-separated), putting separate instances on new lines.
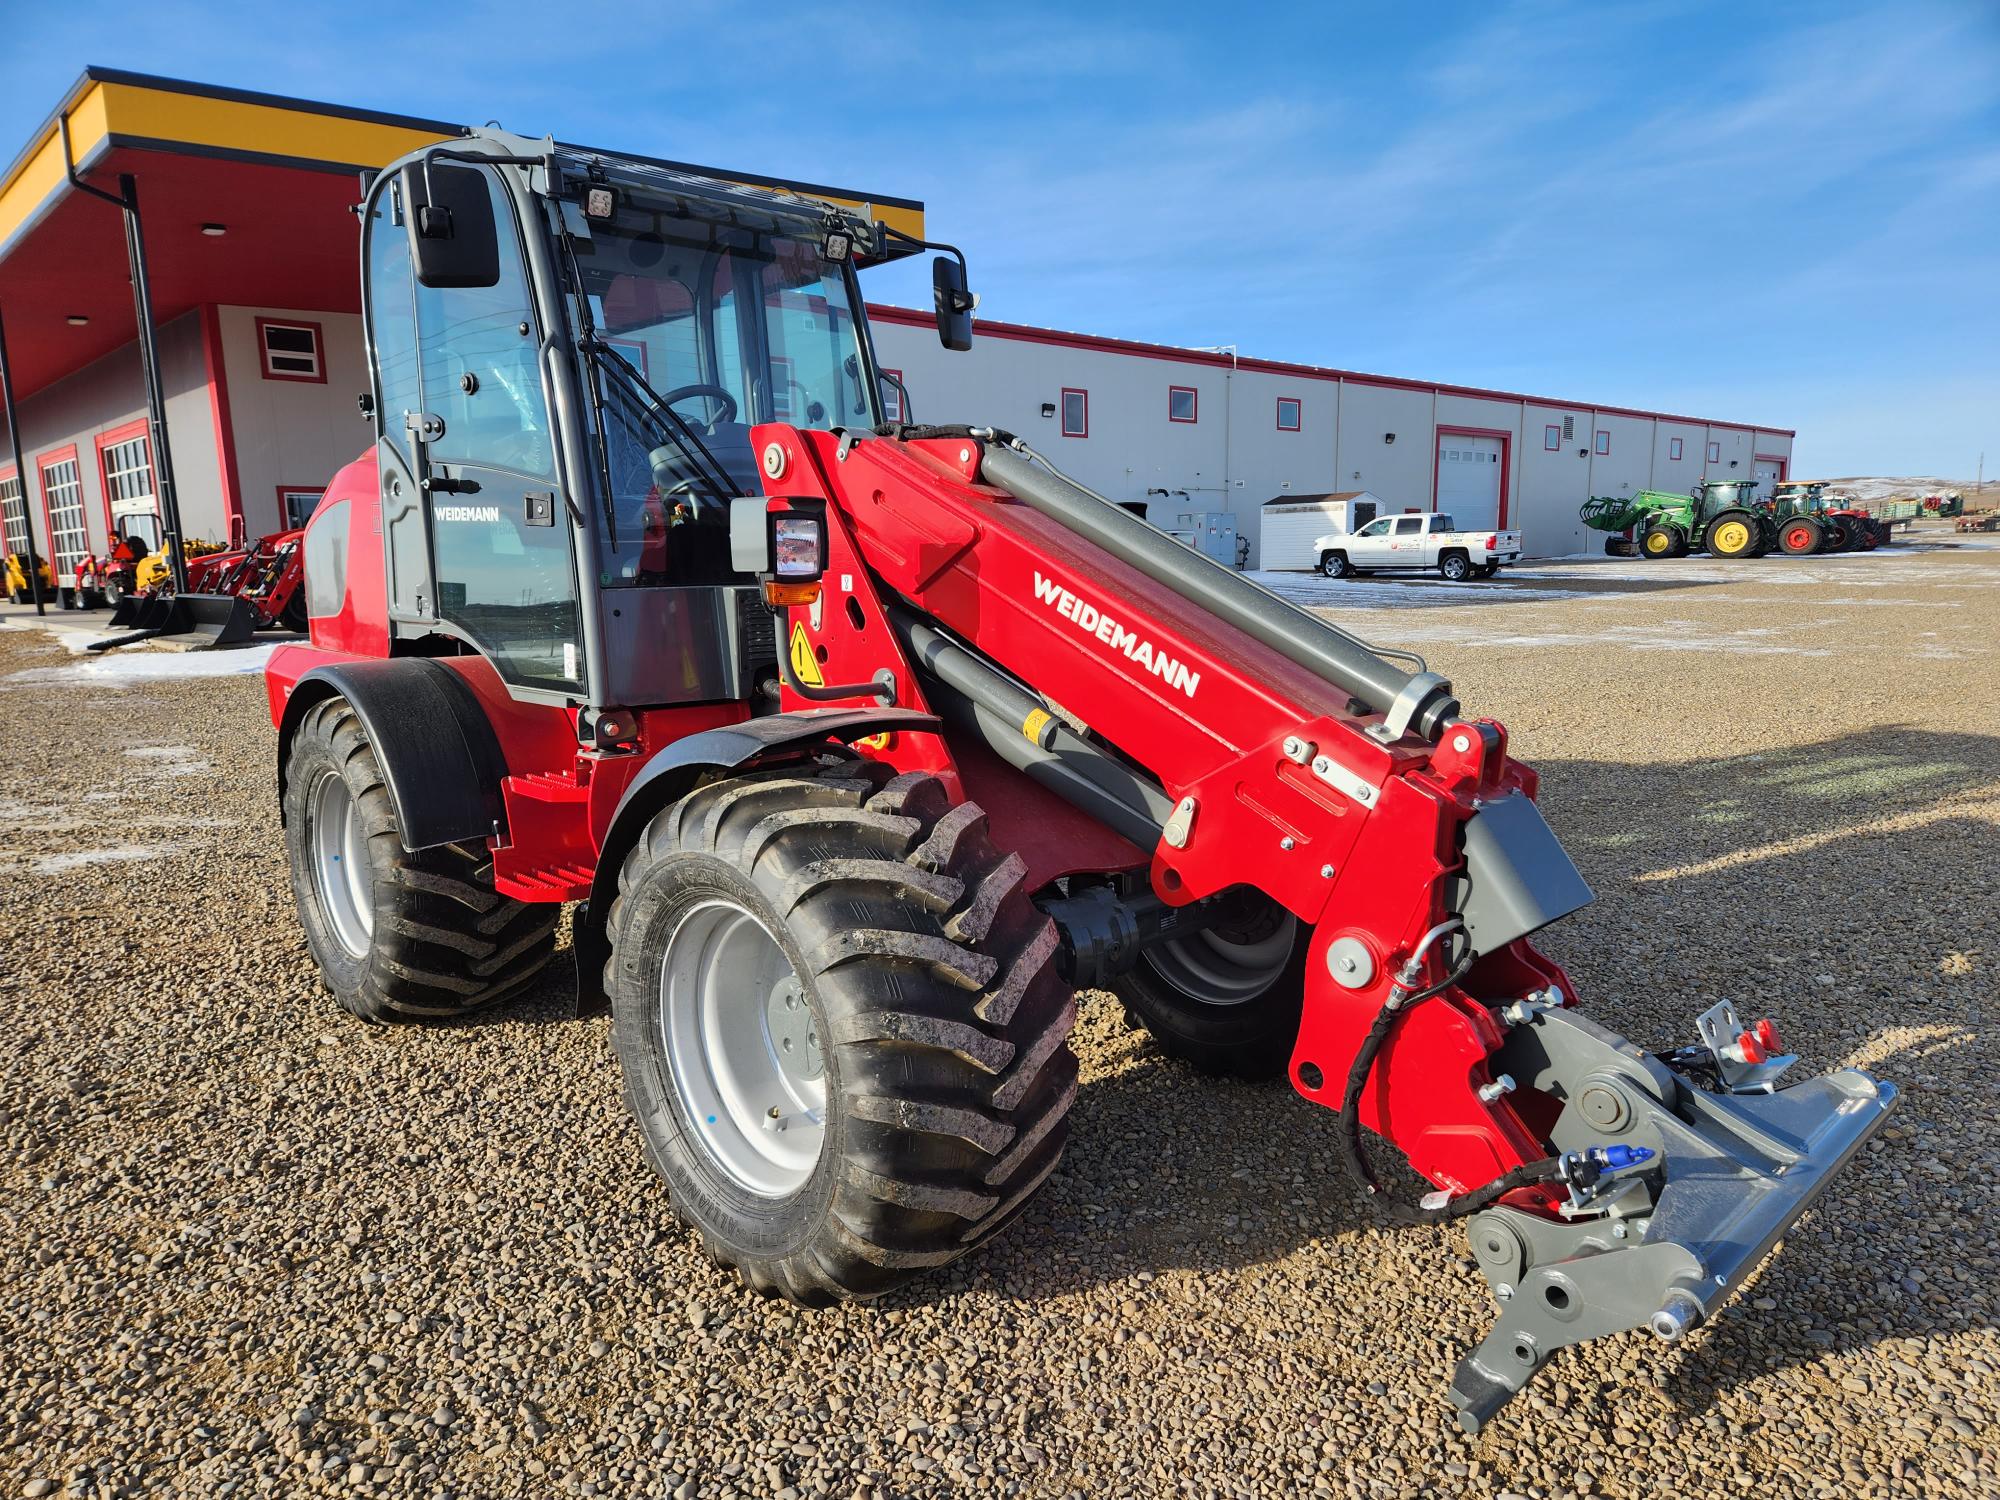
xmin=96 ymin=529 xmax=303 ymax=650
xmin=264 ymin=131 xmax=1894 ymax=1434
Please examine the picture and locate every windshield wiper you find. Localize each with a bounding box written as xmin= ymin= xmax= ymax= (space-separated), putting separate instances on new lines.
xmin=581 ymin=336 xmax=740 ymax=507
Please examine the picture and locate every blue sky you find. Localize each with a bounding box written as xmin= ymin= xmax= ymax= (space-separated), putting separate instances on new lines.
xmin=4 ymin=1 xmax=1995 ymax=478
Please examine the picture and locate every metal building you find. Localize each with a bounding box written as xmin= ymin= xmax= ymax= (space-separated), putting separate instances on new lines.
xmin=869 ymin=310 xmax=1796 ymax=563
xmin=0 ymin=68 xmax=919 ymax=601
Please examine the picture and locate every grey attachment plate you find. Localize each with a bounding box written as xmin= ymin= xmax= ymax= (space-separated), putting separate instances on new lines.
xmin=1445 ymin=1004 xmax=1897 ymax=1434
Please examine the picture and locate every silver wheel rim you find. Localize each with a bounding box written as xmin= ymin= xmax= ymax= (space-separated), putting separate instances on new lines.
xmin=1141 ymin=909 xmax=1298 ymax=1006
xmin=309 ymin=769 xmax=373 ymax=959
xmin=660 ymin=899 xmax=825 ymax=1198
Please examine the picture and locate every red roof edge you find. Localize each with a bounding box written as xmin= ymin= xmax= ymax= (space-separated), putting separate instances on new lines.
xmin=864 ymin=304 xmax=1795 ymax=439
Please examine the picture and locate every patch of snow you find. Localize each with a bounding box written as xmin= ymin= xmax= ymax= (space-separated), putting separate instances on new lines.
xmin=1250 ymin=571 xmax=1590 ymax=609
xmin=122 ymin=745 xmax=210 ymax=776
xmin=1382 ymin=620 xmax=1836 ymax=656
xmin=3 ymin=642 xmax=277 ymax=686
xmin=31 ymin=842 xmax=183 ymax=875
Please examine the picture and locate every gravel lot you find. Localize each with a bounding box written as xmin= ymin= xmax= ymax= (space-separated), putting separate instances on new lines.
xmin=2 ymin=532 xmax=1996 ymax=1499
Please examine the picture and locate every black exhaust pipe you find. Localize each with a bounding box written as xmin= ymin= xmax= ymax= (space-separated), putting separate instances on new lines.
xmin=977 ymin=442 xmax=1460 ymax=741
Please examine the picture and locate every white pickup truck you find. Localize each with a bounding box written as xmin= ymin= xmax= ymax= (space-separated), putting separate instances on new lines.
xmin=1313 ymin=512 xmax=1522 ymax=582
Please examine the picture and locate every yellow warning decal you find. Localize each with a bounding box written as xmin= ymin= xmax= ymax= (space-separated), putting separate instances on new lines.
xmin=789 ymin=622 xmax=824 ymax=688
xmin=1021 ymin=707 xmax=1052 ymax=744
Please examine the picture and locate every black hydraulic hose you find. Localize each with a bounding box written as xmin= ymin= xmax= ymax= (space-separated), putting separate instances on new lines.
xmin=1336 ymin=957 xmax=1566 ymax=1224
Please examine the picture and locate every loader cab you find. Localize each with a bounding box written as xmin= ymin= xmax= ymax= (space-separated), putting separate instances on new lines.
xmin=355 ymin=134 xmax=914 ymax=720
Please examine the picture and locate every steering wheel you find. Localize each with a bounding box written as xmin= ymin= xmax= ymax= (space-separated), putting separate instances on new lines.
xmin=657 ymin=383 xmax=738 ymax=430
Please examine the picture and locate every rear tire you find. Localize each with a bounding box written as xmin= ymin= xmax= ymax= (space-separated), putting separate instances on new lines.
xmin=280 ymin=591 xmax=308 ymax=633
xmin=1705 ymin=512 xmax=1759 ymax=558
xmin=1472 ymin=561 xmax=1499 ymax=579
xmin=1111 ymin=894 xmax=1308 ymax=1079
xmin=606 ymin=758 xmax=1076 ymax=1302
xmin=283 ymin=697 xmax=559 ymax=1023
xmin=1439 ymin=551 xmax=1473 ymax=582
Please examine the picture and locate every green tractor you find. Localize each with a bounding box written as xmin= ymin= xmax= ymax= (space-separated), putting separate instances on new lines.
xmin=1580 ymin=479 xmax=1773 ymax=560
xmin=1769 ymin=481 xmax=1885 ymax=554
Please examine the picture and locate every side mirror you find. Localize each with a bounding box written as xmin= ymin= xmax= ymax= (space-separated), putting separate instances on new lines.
xmin=932 ymin=255 xmax=975 ymax=352
xmin=401 ymin=161 xmax=500 ymax=289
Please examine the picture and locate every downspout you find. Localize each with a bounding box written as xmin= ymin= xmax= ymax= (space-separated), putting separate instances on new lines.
xmin=59 ymin=113 xmax=189 ymax=592
xmin=0 ymin=308 xmax=48 ymax=614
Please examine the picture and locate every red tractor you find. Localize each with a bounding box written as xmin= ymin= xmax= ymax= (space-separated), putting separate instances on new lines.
xmin=265 ymin=132 xmax=1895 ymax=1433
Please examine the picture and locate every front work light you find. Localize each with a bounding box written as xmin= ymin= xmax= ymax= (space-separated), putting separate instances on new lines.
xmin=584 ymin=185 xmax=617 ymax=220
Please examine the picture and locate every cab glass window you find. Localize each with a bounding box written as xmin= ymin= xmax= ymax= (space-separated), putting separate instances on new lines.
xmin=417 ymin=172 xmax=554 ymax=479
xmin=413 ymin=167 xmax=579 ymax=693
xmin=1393 ymin=517 xmax=1423 ymax=535
xmin=1356 ymin=518 xmax=1392 ymax=537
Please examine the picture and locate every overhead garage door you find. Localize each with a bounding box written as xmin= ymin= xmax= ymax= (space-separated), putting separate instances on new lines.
xmin=1753 ymin=458 xmax=1784 ymax=501
xmin=1437 ymin=434 xmax=1503 ymax=529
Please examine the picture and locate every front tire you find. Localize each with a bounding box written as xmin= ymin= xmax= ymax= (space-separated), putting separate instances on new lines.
xmin=1640 ymin=524 xmax=1685 ymax=559
xmin=283 ymin=698 xmax=559 ymax=1022
xmin=1318 ymin=550 xmax=1351 ymax=579
xmin=1778 ymin=518 xmax=1822 ymax=555
xmin=1111 ymin=894 xmax=1308 ymax=1078
xmin=607 ymin=759 xmax=1076 ymax=1302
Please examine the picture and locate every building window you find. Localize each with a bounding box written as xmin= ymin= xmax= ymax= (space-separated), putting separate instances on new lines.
xmin=604 ymin=336 xmax=650 ymax=379
xmin=879 ymin=367 xmax=904 ymax=423
xmin=1276 ymin=397 xmax=1301 ymax=432
xmin=1594 ymin=430 xmax=1610 ymax=456
xmin=1707 ymin=441 xmax=1721 ymax=464
xmin=769 ymin=354 xmax=795 ymax=420
xmin=1060 ymin=388 xmax=1088 ymax=438
xmin=1 ymin=472 xmax=27 ymax=562
xmin=1544 ymin=424 xmax=1561 ymax=451
xmin=96 ymin=425 xmax=160 ymax=549
xmin=257 ymin=317 xmax=326 ymax=383
xmin=1669 ymin=437 xmax=1684 ymax=461
xmin=278 ymin=486 xmax=326 ymax=529
xmin=39 ymin=450 xmax=88 ymax=574
xmin=1168 ymin=385 xmax=1197 ymax=424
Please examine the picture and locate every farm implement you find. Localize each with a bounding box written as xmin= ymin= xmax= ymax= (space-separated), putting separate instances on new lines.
xmin=262 ymin=129 xmax=1896 ymax=1435
xmin=93 ymin=528 xmax=305 ymax=651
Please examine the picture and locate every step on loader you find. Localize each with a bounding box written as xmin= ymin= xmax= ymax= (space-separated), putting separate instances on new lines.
xmin=264 ymin=131 xmax=1895 ymax=1434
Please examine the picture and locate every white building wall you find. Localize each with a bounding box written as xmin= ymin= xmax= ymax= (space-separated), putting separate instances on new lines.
xmin=218 ymin=306 xmax=370 ymax=536
xmin=0 ymin=310 xmax=224 ymax=558
xmin=1583 ymin=412 xmax=1655 ymax=533
xmin=1653 ymin=421 xmax=1706 ymax=496
xmin=872 ymin=311 xmax=1792 ymax=564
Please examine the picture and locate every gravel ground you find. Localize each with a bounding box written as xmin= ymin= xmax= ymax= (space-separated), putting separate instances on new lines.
xmin=1 ymin=533 xmax=1996 ymax=1499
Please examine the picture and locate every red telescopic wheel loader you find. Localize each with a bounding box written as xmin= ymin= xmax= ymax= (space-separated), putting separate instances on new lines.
xmin=264 ymin=132 xmax=1895 ymax=1433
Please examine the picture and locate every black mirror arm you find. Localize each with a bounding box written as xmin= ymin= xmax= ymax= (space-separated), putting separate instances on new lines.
xmin=883 ymin=227 xmax=970 ymax=283
xmin=413 ymin=146 xmax=552 ymax=236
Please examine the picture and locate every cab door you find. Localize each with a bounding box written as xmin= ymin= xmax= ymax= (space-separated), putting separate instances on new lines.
xmin=367 ymin=167 xmax=583 ymax=696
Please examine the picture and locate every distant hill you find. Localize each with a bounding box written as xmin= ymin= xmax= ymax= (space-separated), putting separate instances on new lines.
xmin=1812 ymin=476 xmax=2000 ymax=506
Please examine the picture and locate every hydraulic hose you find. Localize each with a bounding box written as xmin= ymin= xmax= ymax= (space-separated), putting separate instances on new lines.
xmin=1336 ymin=951 xmax=1566 ymax=1225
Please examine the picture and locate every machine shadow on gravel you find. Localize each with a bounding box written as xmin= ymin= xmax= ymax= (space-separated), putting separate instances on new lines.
xmin=1525 ymin=723 xmax=1998 ymax=1410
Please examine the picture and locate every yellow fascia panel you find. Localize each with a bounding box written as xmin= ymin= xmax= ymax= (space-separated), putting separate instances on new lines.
xmin=95 ymin=79 xmax=454 ymax=171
